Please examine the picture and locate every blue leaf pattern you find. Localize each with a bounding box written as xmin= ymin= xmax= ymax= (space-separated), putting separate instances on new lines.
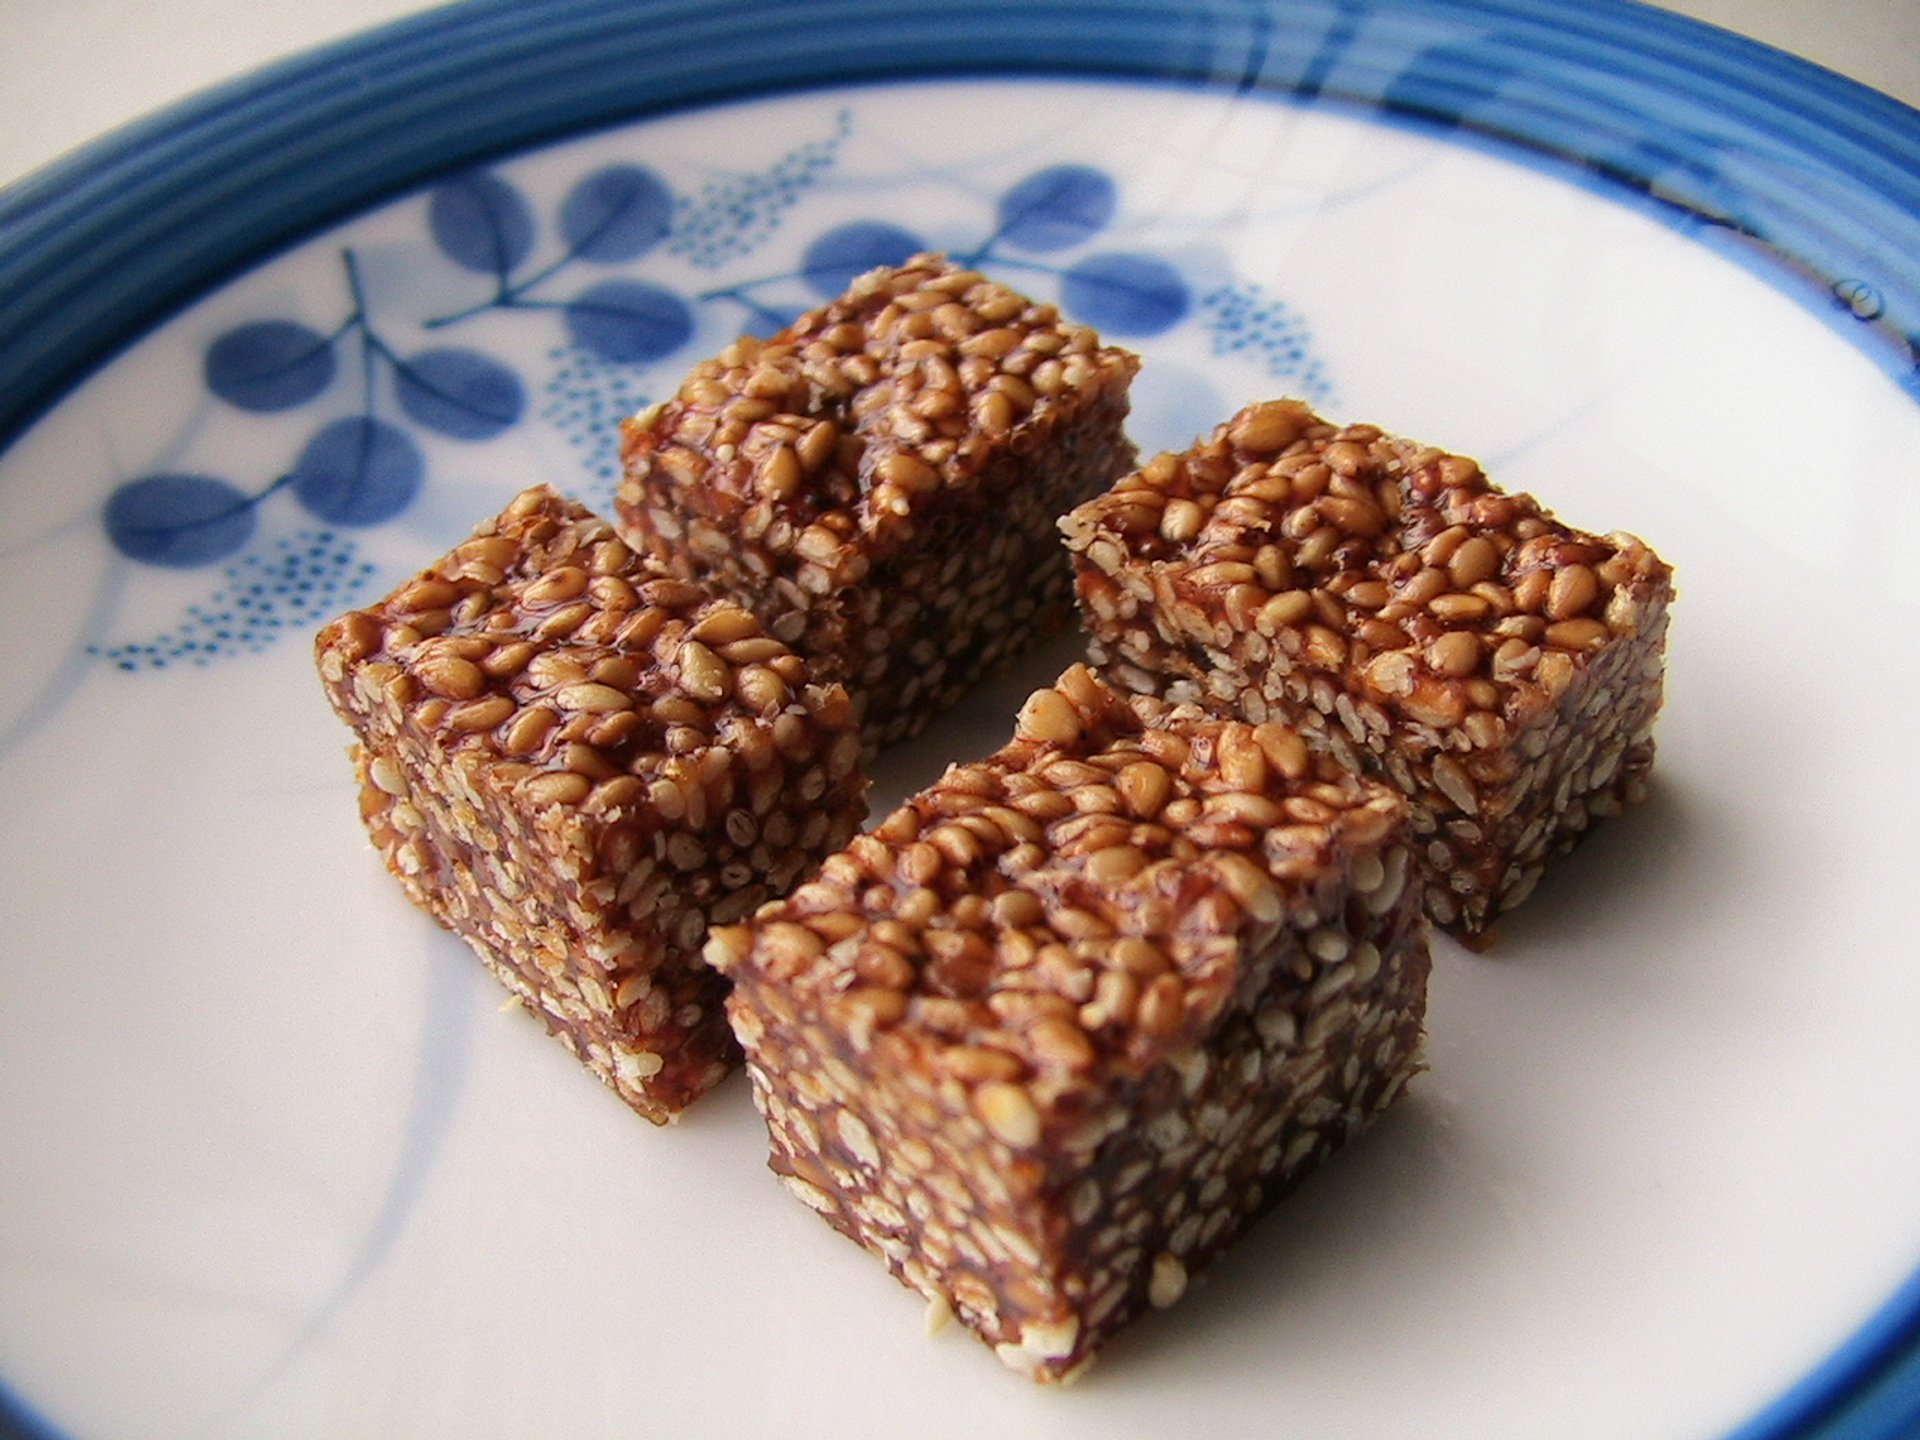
xmin=561 ymin=165 xmax=675 ymax=263
xmin=394 ymin=348 xmax=527 ymax=440
xmin=292 ymin=418 xmax=424 ymax=526
xmin=204 ymin=321 xmax=337 ymax=412
xmin=427 ymin=171 xmax=538 ymax=277
xmin=995 ymin=165 xmax=1117 ymax=252
xmin=104 ymin=474 xmax=258 ymax=567
xmin=96 ymin=108 xmax=1331 ymax=667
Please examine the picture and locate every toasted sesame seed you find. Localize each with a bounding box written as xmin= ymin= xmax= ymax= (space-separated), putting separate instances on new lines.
xmin=1228 ymin=401 xmax=1303 ymax=455
xmin=1429 ymin=630 xmax=1481 ymax=678
xmin=1017 ymin=686 xmax=1083 ymax=746
xmin=1547 ymin=563 xmax=1600 ymax=621
xmin=1259 ymin=590 xmax=1314 ymax=631
xmin=1545 ymin=616 xmax=1610 ymax=650
xmin=415 ymin=652 xmax=487 ymax=700
xmin=975 ymin=1082 xmax=1042 ymax=1148
xmin=1447 ymin=536 xmax=1501 ymax=588
xmin=1148 ymin=1252 xmax=1188 ymax=1309
xmin=446 ymin=695 xmax=515 ymax=731
xmin=519 ymin=770 xmax=591 ymax=806
xmin=555 ymin=682 xmax=632 ymax=714
xmin=1306 ymin=927 xmax=1350 ymax=962
xmin=522 ymin=564 xmax=588 ymax=605
xmin=1432 ymin=754 xmax=1479 ymax=815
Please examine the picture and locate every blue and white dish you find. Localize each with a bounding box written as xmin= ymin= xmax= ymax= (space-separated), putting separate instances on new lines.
xmin=2 ymin=3 xmax=1918 ymax=1437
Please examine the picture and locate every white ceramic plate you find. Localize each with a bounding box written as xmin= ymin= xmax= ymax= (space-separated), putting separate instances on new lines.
xmin=3 ymin=4 xmax=1919 ymax=1437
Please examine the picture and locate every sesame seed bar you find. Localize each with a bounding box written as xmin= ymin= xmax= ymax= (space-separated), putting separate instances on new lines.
xmin=316 ymin=485 xmax=866 ymax=1123
xmin=706 ymin=663 xmax=1429 ymax=1381
xmin=1061 ymin=399 xmax=1674 ymax=938
xmin=614 ymin=253 xmax=1140 ymax=755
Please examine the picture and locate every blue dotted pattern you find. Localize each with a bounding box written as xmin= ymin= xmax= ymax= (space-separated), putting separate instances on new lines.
xmin=92 ymin=532 xmax=375 ymax=670
xmin=540 ymin=343 xmax=654 ymax=508
xmin=1202 ymin=281 xmax=1335 ymax=404
xmin=667 ymin=109 xmax=852 ymax=268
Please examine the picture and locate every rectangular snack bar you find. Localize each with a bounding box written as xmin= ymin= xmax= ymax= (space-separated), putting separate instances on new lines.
xmin=316 ymin=485 xmax=866 ymax=1123
xmin=1061 ymin=399 xmax=1674 ymax=938
xmin=706 ymin=663 xmax=1428 ymax=1381
xmin=614 ymin=253 xmax=1139 ymax=753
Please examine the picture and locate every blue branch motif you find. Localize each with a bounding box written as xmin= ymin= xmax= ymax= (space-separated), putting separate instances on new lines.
xmin=95 ymin=113 xmax=1334 ymax=669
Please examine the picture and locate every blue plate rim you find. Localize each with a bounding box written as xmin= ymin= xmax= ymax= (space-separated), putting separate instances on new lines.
xmin=2 ymin=0 xmax=1918 ymax=460
xmin=1 ymin=3 xmax=1917 ymax=1438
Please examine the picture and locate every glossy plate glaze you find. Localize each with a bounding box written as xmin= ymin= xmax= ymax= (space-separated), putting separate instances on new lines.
xmin=1 ymin=4 xmax=1917 ymax=1438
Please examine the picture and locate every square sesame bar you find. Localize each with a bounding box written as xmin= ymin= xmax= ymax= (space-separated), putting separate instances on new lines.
xmin=705 ymin=663 xmax=1428 ymax=1381
xmin=315 ymin=485 xmax=866 ymax=1123
xmin=614 ymin=253 xmax=1139 ymax=754
xmin=1061 ymin=399 xmax=1674 ymax=938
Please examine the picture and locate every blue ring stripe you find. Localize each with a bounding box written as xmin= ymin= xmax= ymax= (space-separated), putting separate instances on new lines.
xmin=0 ymin=0 xmax=1914 ymax=457
xmin=1724 ymin=1262 xmax=1920 ymax=1440
xmin=1 ymin=4 xmax=1918 ymax=1439
xmin=1333 ymin=53 xmax=1920 ymax=378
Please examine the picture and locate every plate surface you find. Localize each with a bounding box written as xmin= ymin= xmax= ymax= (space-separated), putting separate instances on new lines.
xmin=2 ymin=4 xmax=1919 ymax=1438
